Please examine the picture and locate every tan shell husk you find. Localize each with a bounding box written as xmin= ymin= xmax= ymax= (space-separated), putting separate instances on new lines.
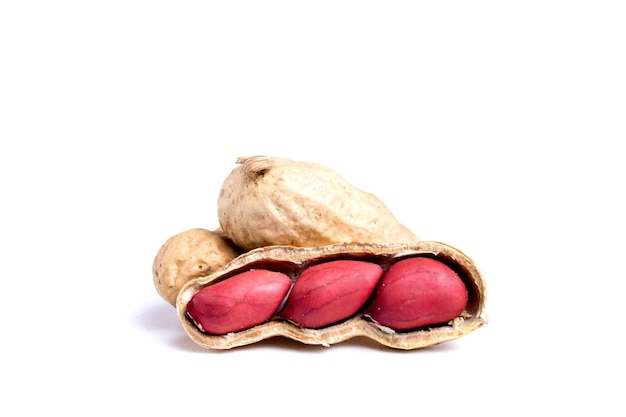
xmin=153 ymin=228 xmax=242 ymax=306
xmin=177 ymin=241 xmax=488 ymax=350
xmin=217 ymin=156 xmax=420 ymax=251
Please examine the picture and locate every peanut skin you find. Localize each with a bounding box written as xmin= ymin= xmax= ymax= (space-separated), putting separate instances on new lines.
xmin=279 ymin=260 xmax=384 ymax=329
xmin=365 ymin=257 xmax=468 ymax=330
xmin=186 ymin=269 xmax=291 ymax=335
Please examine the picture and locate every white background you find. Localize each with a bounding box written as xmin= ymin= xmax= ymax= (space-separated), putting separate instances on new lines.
xmin=1 ymin=1 xmax=624 ymax=415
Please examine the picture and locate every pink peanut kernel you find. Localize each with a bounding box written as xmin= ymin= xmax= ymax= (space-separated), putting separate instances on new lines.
xmin=186 ymin=269 xmax=292 ymax=335
xmin=279 ymin=259 xmax=384 ymax=329
xmin=365 ymin=257 xmax=468 ymax=330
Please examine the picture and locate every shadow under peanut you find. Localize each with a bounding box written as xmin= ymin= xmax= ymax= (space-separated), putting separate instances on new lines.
xmin=132 ymin=297 xmax=207 ymax=353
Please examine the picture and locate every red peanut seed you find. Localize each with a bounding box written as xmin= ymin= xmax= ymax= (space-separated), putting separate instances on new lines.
xmin=365 ymin=257 xmax=468 ymax=330
xmin=186 ymin=269 xmax=292 ymax=335
xmin=279 ymin=260 xmax=384 ymax=329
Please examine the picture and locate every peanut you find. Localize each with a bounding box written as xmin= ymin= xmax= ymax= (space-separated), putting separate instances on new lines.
xmin=152 ymin=228 xmax=241 ymax=306
xmin=365 ymin=257 xmax=468 ymax=330
xmin=279 ymin=260 xmax=383 ymax=329
xmin=177 ymin=242 xmax=486 ymax=349
xmin=217 ymin=156 xmax=419 ymax=251
xmin=186 ymin=269 xmax=292 ymax=335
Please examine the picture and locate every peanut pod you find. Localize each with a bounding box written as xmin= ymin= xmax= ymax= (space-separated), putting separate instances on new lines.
xmin=177 ymin=241 xmax=487 ymax=350
xmin=217 ymin=156 xmax=420 ymax=251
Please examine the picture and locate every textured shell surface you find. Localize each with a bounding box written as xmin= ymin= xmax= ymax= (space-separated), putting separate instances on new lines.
xmin=217 ymin=156 xmax=420 ymax=251
xmin=152 ymin=228 xmax=241 ymax=306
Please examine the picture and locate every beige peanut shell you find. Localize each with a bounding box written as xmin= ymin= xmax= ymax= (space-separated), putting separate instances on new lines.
xmin=153 ymin=228 xmax=241 ymax=306
xmin=217 ymin=156 xmax=420 ymax=251
xmin=177 ymin=241 xmax=488 ymax=350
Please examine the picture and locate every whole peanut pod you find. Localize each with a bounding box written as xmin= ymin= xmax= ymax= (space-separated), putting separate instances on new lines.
xmin=152 ymin=228 xmax=241 ymax=306
xmin=217 ymin=156 xmax=420 ymax=251
xmin=177 ymin=241 xmax=487 ymax=350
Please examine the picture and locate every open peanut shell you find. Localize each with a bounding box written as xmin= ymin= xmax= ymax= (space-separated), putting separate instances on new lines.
xmin=176 ymin=241 xmax=488 ymax=350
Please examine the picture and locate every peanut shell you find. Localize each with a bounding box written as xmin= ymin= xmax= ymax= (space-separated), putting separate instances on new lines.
xmin=152 ymin=228 xmax=241 ymax=306
xmin=177 ymin=241 xmax=487 ymax=350
xmin=217 ymin=156 xmax=420 ymax=251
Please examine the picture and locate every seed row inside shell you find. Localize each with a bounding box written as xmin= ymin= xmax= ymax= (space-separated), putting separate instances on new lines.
xmin=186 ymin=257 xmax=468 ymax=335
xmin=177 ymin=241 xmax=488 ymax=350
